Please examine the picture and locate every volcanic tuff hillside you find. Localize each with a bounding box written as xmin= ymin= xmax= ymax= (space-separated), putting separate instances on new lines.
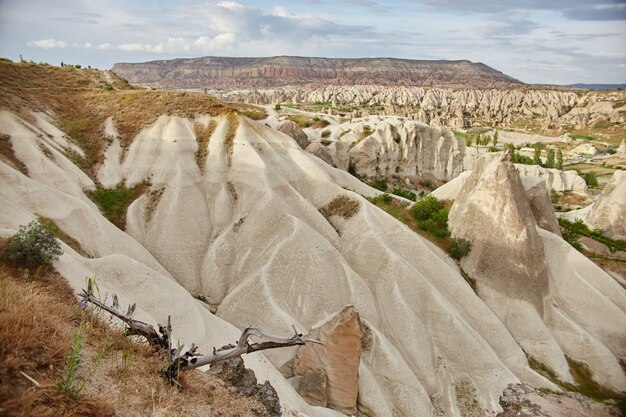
xmin=1 ymin=62 xmax=625 ymax=417
xmin=111 ymin=56 xmax=522 ymax=89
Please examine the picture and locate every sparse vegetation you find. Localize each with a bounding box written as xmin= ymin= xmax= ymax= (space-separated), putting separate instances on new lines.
xmin=570 ymin=132 xmax=597 ymax=141
xmin=582 ymin=171 xmax=599 ymax=188
xmin=86 ymin=182 xmax=147 ymax=229
xmin=558 ymin=218 xmax=626 ymax=253
xmin=36 ymin=215 xmax=87 ymax=257
xmin=368 ymin=178 xmax=388 ymax=192
xmin=4 ymin=221 xmax=63 ymax=267
xmin=287 ymin=115 xmax=329 ymax=129
xmin=240 ymin=110 xmax=267 ymax=120
xmin=194 ymin=119 xmax=217 ymax=173
xmin=527 ymin=354 xmax=625 ymax=412
xmin=319 ymin=195 xmax=360 ymax=220
xmin=0 ymin=253 xmax=272 ymax=417
xmin=0 ymin=132 xmax=28 ymax=174
xmin=411 ymin=195 xmax=451 ymax=239
xmin=225 ymin=112 xmax=240 ymax=166
xmin=391 ymin=187 xmax=416 ymax=201
xmin=448 ymin=237 xmax=472 ymax=260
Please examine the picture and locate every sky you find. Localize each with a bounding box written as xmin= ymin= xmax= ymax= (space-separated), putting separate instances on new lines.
xmin=0 ymin=0 xmax=625 ymax=85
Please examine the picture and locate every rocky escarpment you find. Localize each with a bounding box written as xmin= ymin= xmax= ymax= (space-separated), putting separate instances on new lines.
xmin=112 ymin=56 xmax=521 ymax=89
xmin=216 ymin=85 xmax=626 ymax=128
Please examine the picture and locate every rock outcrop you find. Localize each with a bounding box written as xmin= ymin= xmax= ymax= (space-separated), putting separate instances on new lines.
xmin=498 ymin=383 xmax=621 ymax=417
xmin=112 ymin=56 xmax=521 ymax=89
xmin=448 ymin=154 xmax=551 ymax=309
xmin=306 ymin=118 xmax=466 ymax=181
xmin=585 ymin=170 xmax=626 ymax=240
xmin=448 ymin=154 xmax=626 ymax=391
xmin=294 ymin=306 xmax=363 ymax=415
xmin=278 ymin=120 xmax=309 ymax=150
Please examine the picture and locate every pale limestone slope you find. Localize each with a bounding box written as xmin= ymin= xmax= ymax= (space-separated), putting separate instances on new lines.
xmin=108 ymin=115 xmax=557 ymax=416
xmin=0 ymin=118 xmax=342 ymax=417
xmin=3 ymin=111 xmax=624 ymax=416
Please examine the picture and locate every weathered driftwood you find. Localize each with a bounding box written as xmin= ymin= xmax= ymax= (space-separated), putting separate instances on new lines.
xmin=80 ymin=281 xmax=322 ymax=379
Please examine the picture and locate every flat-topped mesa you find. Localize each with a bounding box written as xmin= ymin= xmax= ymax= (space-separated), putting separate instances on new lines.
xmin=111 ymin=56 xmax=522 ymax=89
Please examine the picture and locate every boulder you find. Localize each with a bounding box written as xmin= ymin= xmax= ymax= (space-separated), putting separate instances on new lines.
xmin=305 ymin=142 xmax=335 ymax=167
xmin=278 ymin=120 xmax=309 ymax=149
xmin=294 ymin=306 xmax=363 ymax=415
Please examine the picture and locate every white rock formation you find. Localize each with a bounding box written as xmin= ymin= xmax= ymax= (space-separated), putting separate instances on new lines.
xmin=448 ymin=154 xmax=626 ymax=392
xmin=214 ymin=85 xmax=626 ymax=128
xmin=1 ymin=110 xmax=624 ymax=417
xmin=584 ymin=170 xmax=626 ymax=240
xmin=304 ymin=117 xmax=466 ymax=181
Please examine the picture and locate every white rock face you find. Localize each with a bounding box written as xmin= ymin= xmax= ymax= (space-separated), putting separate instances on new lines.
xmin=585 ymin=170 xmax=626 ymax=240
xmin=514 ymin=164 xmax=587 ymax=192
xmin=1 ymin=111 xmax=625 ymax=416
xmin=448 ymin=154 xmax=626 ymax=392
xmin=568 ymin=143 xmax=598 ymax=157
xmin=306 ymin=117 xmax=466 ymax=181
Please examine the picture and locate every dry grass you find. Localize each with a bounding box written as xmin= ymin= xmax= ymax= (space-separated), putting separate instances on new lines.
xmin=145 ymin=186 xmax=165 ymax=222
xmin=0 ymin=133 xmax=28 ymax=175
xmin=0 ymin=61 xmax=248 ymax=178
xmin=225 ymin=113 xmax=240 ymax=166
xmin=319 ymin=195 xmax=360 ymax=220
xmin=0 ymin=250 xmax=271 ymax=417
xmin=36 ymin=215 xmax=89 ymax=257
xmin=0 ymin=259 xmax=114 ymax=417
xmin=194 ymin=119 xmax=217 ymax=174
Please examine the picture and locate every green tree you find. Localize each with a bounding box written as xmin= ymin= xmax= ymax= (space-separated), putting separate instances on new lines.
xmin=492 ymin=130 xmax=498 ymax=146
xmin=475 ymin=134 xmax=481 ymax=147
xmin=533 ymin=143 xmax=542 ymax=165
xmin=546 ymin=148 xmax=555 ymax=168
xmin=556 ymin=149 xmax=563 ymax=170
xmin=5 ymin=220 xmax=63 ymax=267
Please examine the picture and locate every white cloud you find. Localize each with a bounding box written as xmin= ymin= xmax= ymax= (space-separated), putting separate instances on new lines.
xmin=97 ymin=43 xmax=113 ymax=50
xmin=27 ymin=39 xmax=68 ymax=49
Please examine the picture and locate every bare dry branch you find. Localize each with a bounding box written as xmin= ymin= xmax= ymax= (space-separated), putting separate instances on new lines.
xmin=80 ymin=280 xmax=322 ymax=382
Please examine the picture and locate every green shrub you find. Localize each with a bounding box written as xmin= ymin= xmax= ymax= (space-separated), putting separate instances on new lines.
xmin=274 ymin=104 xmax=281 ymax=110
xmin=583 ymin=171 xmax=598 ymax=188
xmin=103 ymin=84 xmax=114 ymax=91
xmin=5 ymin=220 xmax=63 ymax=267
xmin=321 ymin=130 xmax=331 ymax=138
xmin=86 ymin=182 xmax=143 ymax=229
xmin=449 ymin=237 xmax=472 ymax=259
xmin=371 ymin=193 xmax=393 ymax=204
xmin=368 ymin=179 xmax=388 ymax=192
xmin=412 ymin=195 xmax=443 ymax=221
xmin=391 ymin=187 xmax=416 ymax=201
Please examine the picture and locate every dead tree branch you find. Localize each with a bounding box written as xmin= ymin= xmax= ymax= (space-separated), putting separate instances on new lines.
xmin=80 ymin=281 xmax=322 ymax=381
